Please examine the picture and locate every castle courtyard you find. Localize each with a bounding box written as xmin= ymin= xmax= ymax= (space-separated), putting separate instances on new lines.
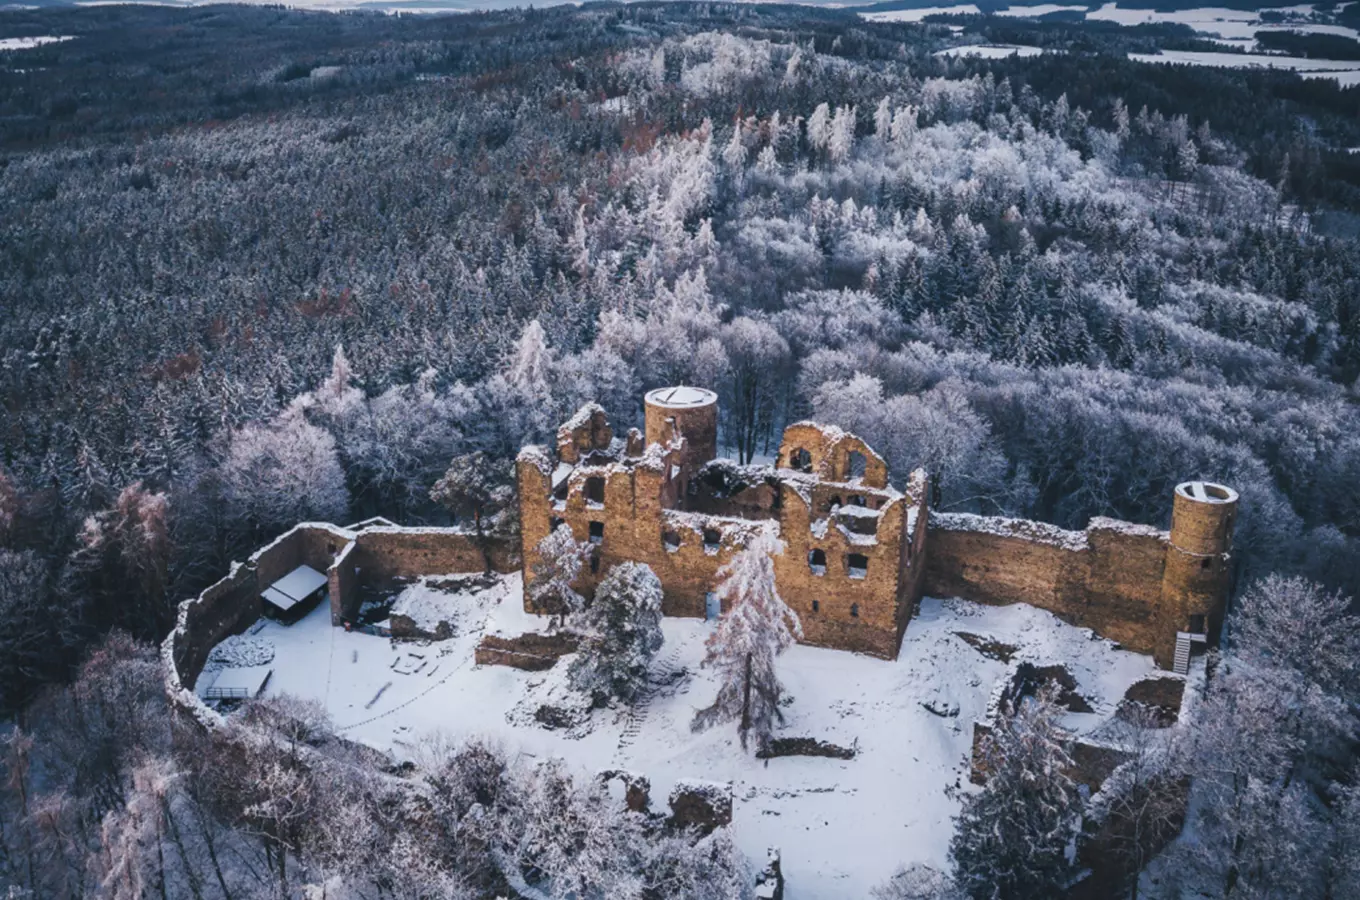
xmin=195 ymin=572 xmax=1166 ymax=899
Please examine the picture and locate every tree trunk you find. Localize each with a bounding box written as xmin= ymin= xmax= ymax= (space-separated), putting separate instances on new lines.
xmin=740 ymin=653 xmax=752 ymax=749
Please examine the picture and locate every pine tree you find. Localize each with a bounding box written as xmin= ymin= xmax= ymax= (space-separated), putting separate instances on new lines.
xmin=950 ymin=689 xmax=1080 ymax=900
xmin=691 ymin=529 xmax=802 ymax=751
xmin=568 ymin=561 xmax=664 ymax=704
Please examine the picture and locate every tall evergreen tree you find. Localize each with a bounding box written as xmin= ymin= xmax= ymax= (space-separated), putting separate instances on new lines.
xmin=950 ymin=689 xmax=1081 ymax=900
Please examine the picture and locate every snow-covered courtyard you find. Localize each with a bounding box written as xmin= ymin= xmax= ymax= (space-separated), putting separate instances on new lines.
xmin=198 ymin=572 xmax=1162 ymax=899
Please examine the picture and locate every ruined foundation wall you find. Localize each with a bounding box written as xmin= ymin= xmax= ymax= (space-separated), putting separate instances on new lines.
xmin=924 ymin=515 xmax=1179 ymax=666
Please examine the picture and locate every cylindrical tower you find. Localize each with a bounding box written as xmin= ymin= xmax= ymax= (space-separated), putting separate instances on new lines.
xmin=1160 ymin=481 xmax=1239 ymax=655
xmin=644 ymin=386 xmax=718 ymax=472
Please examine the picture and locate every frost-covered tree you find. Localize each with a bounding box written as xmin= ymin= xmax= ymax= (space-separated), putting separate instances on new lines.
xmin=219 ymin=405 xmax=349 ymax=534
xmin=874 ymin=96 xmax=893 ymax=141
xmin=806 ymin=102 xmax=831 ymax=152
xmin=568 ymin=561 xmax=664 ymax=705
xmin=430 ymin=451 xmax=515 ymax=575
xmin=873 ymin=863 xmax=965 ymax=900
xmin=950 ymin=689 xmax=1081 ymax=900
xmin=64 ymin=482 xmax=173 ymax=639
xmin=528 ymin=523 xmax=591 ymax=625
xmin=691 ymin=529 xmax=802 ymax=751
xmin=829 ymin=104 xmax=856 ymax=165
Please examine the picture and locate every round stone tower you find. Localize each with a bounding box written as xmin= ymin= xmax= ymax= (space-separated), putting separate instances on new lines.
xmin=644 ymin=386 xmax=718 ymax=472
xmin=1160 ymin=481 xmax=1238 ymax=652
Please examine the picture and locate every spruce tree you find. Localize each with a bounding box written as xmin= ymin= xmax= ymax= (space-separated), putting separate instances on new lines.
xmin=567 ymin=561 xmax=664 ymax=705
xmin=950 ymin=688 xmax=1080 ymax=900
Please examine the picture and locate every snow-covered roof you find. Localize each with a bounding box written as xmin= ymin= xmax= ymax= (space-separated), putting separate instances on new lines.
xmin=262 ymin=565 xmax=328 ymax=611
xmin=645 ymin=385 xmax=717 ymax=408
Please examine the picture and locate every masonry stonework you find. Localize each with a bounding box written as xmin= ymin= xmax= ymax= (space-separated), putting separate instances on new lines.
xmin=519 ymin=390 xmax=1237 ymax=667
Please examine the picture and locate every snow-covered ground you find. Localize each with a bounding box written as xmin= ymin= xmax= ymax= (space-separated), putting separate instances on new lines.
xmin=198 ymin=572 xmax=1161 ymax=899
xmin=0 ymin=36 xmax=74 ymax=52
xmin=863 ymin=3 xmax=1360 ymax=51
xmin=1128 ymin=47 xmax=1360 ymax=82
xmin=936 ymin=43 xmax=1047 ymax=57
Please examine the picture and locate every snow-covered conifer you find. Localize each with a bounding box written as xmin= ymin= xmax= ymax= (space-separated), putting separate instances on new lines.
xmin=890 ymin=105 xmax=918 ymax=145
xmin=691 ymin=529 xmax=802 ymax=751
xmin=568 ymin=561 xmax=664 ymax=704
xmin=874 ymin=96 xmax=893 ymax=141
xmin=950 ymin=688 xmax=1081 ymax=900
xmin=829 ymin=105 xmax=856 ymax=164
xmin=806 ymin=102 xmax=831 ymax=152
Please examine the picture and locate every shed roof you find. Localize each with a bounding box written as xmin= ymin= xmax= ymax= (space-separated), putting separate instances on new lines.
xmin=261 ymin=564 xmax=328 ymax=611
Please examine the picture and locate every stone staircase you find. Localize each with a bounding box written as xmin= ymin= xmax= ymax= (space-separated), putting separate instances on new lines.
xmin=614 ymin=645 xmax=687 ymax=760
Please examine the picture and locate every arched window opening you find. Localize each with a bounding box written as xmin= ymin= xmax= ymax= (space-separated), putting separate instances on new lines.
xmin=791 ymin=447 xmax=813 ymax=473
xmin=847 ymin=451 xmax=868 ymax=480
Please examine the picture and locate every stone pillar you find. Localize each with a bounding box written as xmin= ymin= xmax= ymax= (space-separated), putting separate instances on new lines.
xmin=644 ymin=386 xmax=718 ymax=472
xmin=1158 ymin=481 xmax=1238 ymax=666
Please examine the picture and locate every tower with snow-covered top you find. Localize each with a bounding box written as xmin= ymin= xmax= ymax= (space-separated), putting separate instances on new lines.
xmin=516 ymin=388 xmax=928 ymax=659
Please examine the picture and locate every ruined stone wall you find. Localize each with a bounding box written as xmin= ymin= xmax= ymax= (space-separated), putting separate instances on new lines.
xmin=352 ymin=527 xmax=518 ymax=582
xmin=251 ymin=523 xmax=352 ymax=591
xmin=923 ymin=515 xmax=1182 ymax=666
xmin=167 ymin=563 xmax=261 ymax=696
xmin=329 ymin=540 xmax=362 ymax=624
xmin=774 ymin=489 xmax=905 ymax=659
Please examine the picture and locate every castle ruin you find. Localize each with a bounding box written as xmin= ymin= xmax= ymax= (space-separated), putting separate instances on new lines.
xmin=517 ymin=386 xmax=1238 ymax=670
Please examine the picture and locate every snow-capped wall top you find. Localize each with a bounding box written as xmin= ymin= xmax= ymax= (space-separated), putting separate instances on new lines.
xmin=645 ymin=385 xmax=717 ymax=408
xmin=560 ymin=401 xmax=607 ymax=433
xmin=1088 ymin=517 xmax=1169 ymax=542
xmin=930 ymin=511 xmax=1089 ymax=551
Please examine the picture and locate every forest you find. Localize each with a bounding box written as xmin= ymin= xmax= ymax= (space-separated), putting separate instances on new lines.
xmin=2 ymin=2 xmax=1360 ymax=897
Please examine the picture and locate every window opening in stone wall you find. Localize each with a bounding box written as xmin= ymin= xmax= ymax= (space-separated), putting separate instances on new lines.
xmin=584 ymin=476 xmax=605 ymax=508
xmin=847 ymin=554 xmax=868 ymax=580
xmin=1200 ymin=557 xmax=1212 ymax=570
xmin=589 ymin=521 xmax=604 ymax=544
xmin=705 ymin=592 xmax=721 ymax=621
xmin=851 ymin=603 xmax=860 ymax=617
xmin=703 ymin=528 xmax=721 ymax=552
xmin=791 ymin=447 xmax=812 ymax=473
xmin=808 ymin=548 xmax=827 ymax=575
xmin=848 ymin=451 xmax=867 ymax=480
xmin=812 ymin=599 xmax=820 ymax=613
xmin=848 ymin=494 xmax=866 ymax=507
xmin=662 ymin=530 xmax=681 ymax=552
xmin=549 ymin=516 xmax=565 ymax=533
xmin=1189 ymin=614 xmax=1205 ymax=634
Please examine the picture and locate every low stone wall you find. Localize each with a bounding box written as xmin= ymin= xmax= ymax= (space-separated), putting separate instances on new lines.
xmin=924 ymin=513 xmax=1176 ymax=665
xmin=475 ymin=632 xmax=580 ymax=670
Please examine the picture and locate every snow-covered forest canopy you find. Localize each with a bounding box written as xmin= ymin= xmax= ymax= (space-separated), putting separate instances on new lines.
xmin=2 ymin=2 xmax=1360 ymax=896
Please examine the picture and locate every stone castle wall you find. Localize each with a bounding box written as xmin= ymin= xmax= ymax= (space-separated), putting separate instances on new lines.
xmin=923 ymin=514 xmax=1189 ymax=667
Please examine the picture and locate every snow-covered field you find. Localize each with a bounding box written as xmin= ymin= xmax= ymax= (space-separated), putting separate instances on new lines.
xmin=864 ymin=2 xmax=1360 ymax=51
xmin=936 ymin=43 xmax=1047 ymax=57
xmin=1129 ymin=47 xmax=1360 ymax=81
xmin=0 ymin=36 xmax=74 ymax=52
xmin=199 ymin=572 xmax=1162 ymax=899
